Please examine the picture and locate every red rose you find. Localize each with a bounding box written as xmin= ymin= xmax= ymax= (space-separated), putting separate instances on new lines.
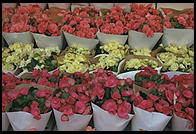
xmin=183 ymin=89 xmax=193 ymax=99
xmin=155 ymin=103 xmax=163 ymax=112
xmin=78 ymin=94 xmax=90 ymax=103
xmin=121 ymin=90 xmax=133 ymax=97
xmin=51 ymin=97 xmax=61 ymax=109
xmin=75 ymin=101 xmax=86 ymax=114
xmin=174 ymin=103 xmax=182 ymax=112
xmin=74 ymin=72 xmax=83 ymax=77
xmin=32 ymin=69 xmax=40 ymax=77
xmin=52 ymin=70 xmax=60 ymax=78
xmin=102 ymin=99 xmax=117 ymax=115
xmin=117 ymin=101 xmax=131 ymax=119
xmin=165 ymin=89 xmax=174 ymax=104
xmin=104 ymin=76 xmax=118 ymax=88
xmin=61 ymin=114 xmax=69 ymax=121
xmin=149 ymin=94 xmax=159 ymax=102
xmin=65 ymin=96 xmax=76 ymax=105
xmin=175 ymin=111 xmax=186 ymax=119
xmin=162 ymin=106 xmax=172 ymax=116
xmin=111 ymin=91 xmax=121 ymax=100
xmin=63 ymin=104 xmax=74 ymax=116
xmin=185 ymin=107 xmax=194 ymax=117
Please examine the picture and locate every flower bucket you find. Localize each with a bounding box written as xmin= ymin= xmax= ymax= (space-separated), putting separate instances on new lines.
xmin=2 ymin=32 xmax=34 ymax=46
xmin=2 ymin=112 xmax=10 ymax=131
xmin=32 ymin=33 xmax=63 ymax=50
xmin=162 ymin=27 xmax=194 ymax=47
xmin=63 ymin=31 xmax=99 ymax=49
xmin=171 ymin=113 xmax=193 ymax=131
xmin=53 ymin=108 xmax=92 ymax=131
xmin=128 ymin=30 xmax=163 ymax=50
xmin=97 ymin=32 xmax=128 ymax=45
xmin=92 ymin=103 xmax=134 ymax=131
xmin=131 ymin=106 xmax=172 ymax=131
xmin=48 ymin=3 xmax=71 ymax=10
xmin=6 ymin=111 xmax=52 ymax=131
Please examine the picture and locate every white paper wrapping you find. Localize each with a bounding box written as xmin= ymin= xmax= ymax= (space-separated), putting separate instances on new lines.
xmin=157 ymin=3 xmax=194 ymax=10
xmin=128 ymin=30 xmax=163 ymax=50
xmin=131 ymin=106 xmax=172 ymax=131
xmin=63 ymin=31 xmax=99 ymax=49
xmin=20 ymin=3 xmax=48 ymax=9
xmin=6 ymin=111 xmax=52 ymax=131
xmin=162 ymin=27 xmax=194 ymax=47
xmin=97 ymin=32 xmax=128 ymax=45
xmin=2 ymin=3 xmax=17 ymax=8
xmin=2 ymin=112 xmax=10 ymax=131
xmin=171 ymin=113 xmax=193 ymax=131
xmin=162 ymin=71 xmax=189 ymax=79
xmin=2 ymin=67 xmax=18 ymax=75
xmin=92 ymin=103 xmax=134 ymax=131
xmin=89 ymin=3 xmax=114 ymax=9
xmin=2 ymin=36 xmax=6 ymax=47
xmin=48 ymin=3 xmax=71 ymax=9
xmin=53 ymin=108 xmax=92 ymax=131
xmin=32 ymin=33 xmax=63 ymax=50
xmin=2 ymin=32 xmax=34 ymax=46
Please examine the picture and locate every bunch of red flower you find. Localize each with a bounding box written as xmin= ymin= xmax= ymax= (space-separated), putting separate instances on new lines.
xmin=2 ymin=7 xmax=15 ymax=32
xmin=52 ymin=71 xmax=92 ymax=121
xmin=2 ymin=72 xmax=22 ymax=112
xmin=72 ymin=6 xmax=100 ymax=18
xmin=124 ymin=4 xmax=163 ymax=38
xmin=163 ymin=8 xmax=194 ymax=29
xmin=61 ymin=13 xmax=98 ymax=39
xmin=171 ymin=74 xmax=194 ymax=129
xmin=90 ymin=68 xmax=134 ymax=119
xmin=7 ymin=69 xmax=57 ymax=120
xmin=132 ymin=67 xmax=175 ymax=115
xmin=2 ymin=5 xmax=43 ymax=33
xmin=96 ymin=6 xmax=128 ymax=35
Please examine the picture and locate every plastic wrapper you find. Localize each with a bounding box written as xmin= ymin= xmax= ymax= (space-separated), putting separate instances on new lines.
xmin=2 ymin=112 xmax=10 ymax=131
xmin=92 ymin=103 xmax=134 ymax=131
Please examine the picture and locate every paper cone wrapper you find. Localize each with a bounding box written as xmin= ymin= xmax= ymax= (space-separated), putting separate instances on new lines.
xmin=2 ymin=112 xmax=10 ymax=131
xmin=97 ymin=32 xmax=128 ymax=45
xmin=131 ymin=106 xmax=172 ymax=131
xmin=157 ymin=3 xmax=194 ymax=10
xmin=90 ymin=3 xmax=114 ymax=9
xmin=162 ymin=71 xmax=189 ymax=79
xmin=92 ymin=103 xmax=134 ymax=131
xmin=171 ymin=113 xmax=193 ymax=131
xmin=48 ymin=3 xmax=71 ymax=9
xmin=53 ymin=108 xmax=92 ymax=131
xmin=162 ymin=27 xmax=194 ymax=47
xmin=63 ymin=31 xmax=99 ymax=49
xmin=2 ymin=67 xmax=18 ymax=75
xmin=20 ymin=3 xmax=48 ymax=9
xmin=128 ymin=30 xmax=163 ymax=49
xmin=32 ymin=33 xmax=63 ymax=50
xmin=2 ymin=3 xmax=17 ymax=8
xmin=6 ymin=111 xmax=52 ymax=131
xmin=2 ymin=32 xmax=34 ymax=46
xmin=2 ymin=36 xmax=6 ymax=47
xmin=117 ymin=70 xmax=141 ymax=81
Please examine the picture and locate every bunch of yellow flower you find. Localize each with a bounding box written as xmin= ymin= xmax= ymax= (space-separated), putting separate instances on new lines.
xmin=131 ymin=48 xmax=151 ymax=56
xmin=58 ymin=45 xmax=91 ymax=73
xmin=158 ymin=52 xmax=194 ymax=72
xmin=2 ymin=42 xmax=33 ymax=71
xmin=19 ymin=46 xmax=60 ymax=72
xmin=124 ymin=58 xmax=159 ymax=71
xmin=89 ymin=54 xmax=121 ymax=72
xmin=100 ymin=41 xmax=129 ymax=60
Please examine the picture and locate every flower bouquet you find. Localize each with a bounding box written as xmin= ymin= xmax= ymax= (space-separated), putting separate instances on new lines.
xmin=2 ymin=5 xmax=38 ymax=45
xmin=18 ymin=47 xmax=60 ymax=77
xmin=90 ymin=68 xmax=134 ymax=131
xmin=2 ymin=42 xmax=33 ymax=75
xmin=126 ymin=4 xmax=163 ymax=49
xmin=131 ymin=67 xmax=174 ymax=131
xmin=52 ymin=71 xmax=92 ymax=131
xmin=171 ymin=74 xmax=194 ymax=131
xmin=117 ymin=55 xmax=162 ymax=80
xmin=96 ymin=6 xmax=128 ymax=45
xmin=57 ymin=45 xmax=94 ymax=74
xmin=162 ymin=8 xmax=194 ymax=47
xmin=30 ymin=7 xmax=68 ymax=50
xmin=2 ymin=72 xmax=22 ymax=131
xmin=62 ymin=6 xmax=99 ymax=49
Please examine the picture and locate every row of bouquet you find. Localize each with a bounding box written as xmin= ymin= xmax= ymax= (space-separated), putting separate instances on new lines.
xmin=2 ymin=41 xmax=194 ymax=78
xmin=2 ymin=67 xmax=194 ymax=131
xmin=2 ymin=4 xmax=194 ymax=49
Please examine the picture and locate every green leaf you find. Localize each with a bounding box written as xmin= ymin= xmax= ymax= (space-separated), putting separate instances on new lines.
xmin=51 ymin=76 xmax=57 ymax=83
xmin=76 ymin=78 xmax=82 ymax=84
xmin=60 ymin=92 xmax=69 ymax=99
xmin=53 ymin=88 xmax=61 ymax=96
xmin=105 ymin=88 xmax=111 ymax=99
xmin=37 ymin=98 xmax=46 ymax=105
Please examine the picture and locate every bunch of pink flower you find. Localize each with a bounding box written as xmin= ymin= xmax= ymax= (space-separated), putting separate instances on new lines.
xmin=133 ymin=67 xmax=175 ymax=115
xmin=171 ymin=74 xmax=194 ymax=129
xmin=2 ymin=7 xmax=15 ymax=32
xmin=2 ymin=72 xmax=22 ymax=112
xmin=163 ymin=8 xmax=194 ymax=29
xmin=90 ymin=68 xmax=134 ymax=119
xmin=124 ymin=4 xmax=163 ymax=38
xmin=72 ymin=6 xmax=100 ymax=18
xmin=52 ymin=71 xmax=92 ymax=121
xmin=96 ymin=6 xmax=128 ymax=35
xmin=61 ymin=15 xmax=98 ymax=39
